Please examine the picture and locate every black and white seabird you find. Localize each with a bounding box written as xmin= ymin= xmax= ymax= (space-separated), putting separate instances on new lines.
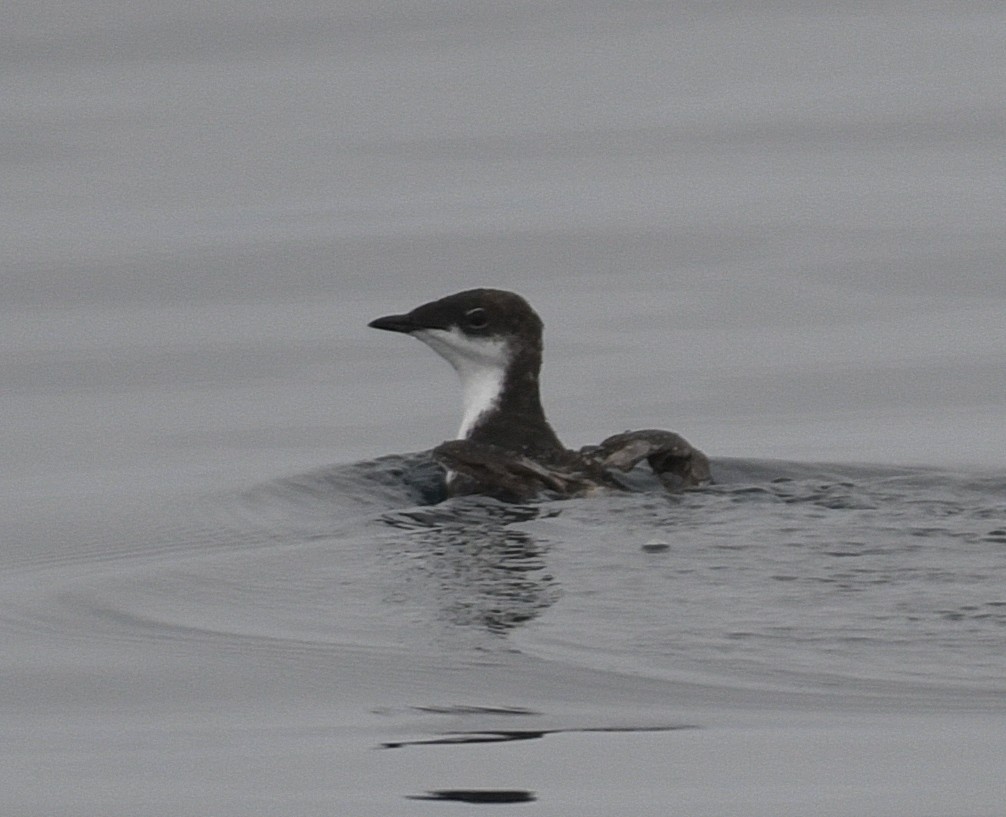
xmin=369 ymin=288 xmax=711 ymax=502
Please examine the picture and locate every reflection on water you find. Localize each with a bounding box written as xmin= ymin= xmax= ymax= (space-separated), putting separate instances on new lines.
xmin=381 ymin=499 xmax=562 ymax=632
xmin=408 ymin=790 xmax=538 ymax=804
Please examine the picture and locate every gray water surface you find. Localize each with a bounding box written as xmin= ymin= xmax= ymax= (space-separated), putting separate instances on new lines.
xmin=3 ymin=2 xmax=1006 ymax=814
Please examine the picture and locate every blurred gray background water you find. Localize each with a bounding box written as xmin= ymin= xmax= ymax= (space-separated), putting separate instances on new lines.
xmin=5 ymin=2 xmax=1004 ymax=493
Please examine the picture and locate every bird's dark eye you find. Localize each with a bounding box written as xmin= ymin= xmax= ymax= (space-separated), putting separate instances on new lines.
xmin=464 ymin=308 xmax=489 ymax=329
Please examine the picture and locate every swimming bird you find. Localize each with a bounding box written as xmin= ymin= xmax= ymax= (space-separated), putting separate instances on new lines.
xmin=369 ymin=288 xmax=710 ymax=501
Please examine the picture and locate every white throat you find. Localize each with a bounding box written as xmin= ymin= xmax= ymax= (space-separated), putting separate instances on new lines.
xmin=455 ymin=361 xmax=506 ymax=439
xmin=414 ymin=328 xmax=508 ymax=439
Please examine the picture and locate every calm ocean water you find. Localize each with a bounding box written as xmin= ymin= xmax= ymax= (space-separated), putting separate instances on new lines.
xmin=3 ymin=2 xmax=1005 ymax=814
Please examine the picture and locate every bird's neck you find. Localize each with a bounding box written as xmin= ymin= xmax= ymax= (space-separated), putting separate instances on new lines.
xmin=459 ymin=349 xmax=565 ymax=458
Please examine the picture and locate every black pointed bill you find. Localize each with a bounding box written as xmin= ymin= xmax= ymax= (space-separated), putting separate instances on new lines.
xmin=368 ymin=313 xmax=420 ymax=333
